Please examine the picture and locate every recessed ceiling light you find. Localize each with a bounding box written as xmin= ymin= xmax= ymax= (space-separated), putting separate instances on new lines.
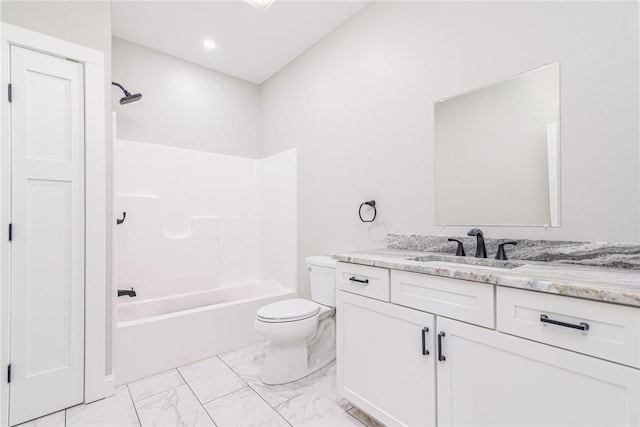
xmin=202 ymin=39 xmax=217 ymax=50
xmin=244 ymin=0 xmax=275 ymax=11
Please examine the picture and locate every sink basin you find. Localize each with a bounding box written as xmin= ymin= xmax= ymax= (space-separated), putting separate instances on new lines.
xmin=408 ymin=255 xmax=524 ymax=270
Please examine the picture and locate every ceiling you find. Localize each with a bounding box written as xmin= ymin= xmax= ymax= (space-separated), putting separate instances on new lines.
xmin=112 ymin=1 xmax=371 ymax=85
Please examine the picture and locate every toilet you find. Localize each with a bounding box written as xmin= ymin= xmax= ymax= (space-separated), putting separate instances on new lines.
xmin=254 ymin=255 xmax=337 ymax=385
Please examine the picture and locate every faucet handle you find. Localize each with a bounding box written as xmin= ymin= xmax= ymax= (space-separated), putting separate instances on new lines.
xmin=448 ymin=238 xmax=466 ymax=257
xmin=495 ymin=241 xmax=518 ymax=261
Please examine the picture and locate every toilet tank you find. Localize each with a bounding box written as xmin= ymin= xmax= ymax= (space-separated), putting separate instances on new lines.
xmin=306 ymin=255 xmax=337 ymax=307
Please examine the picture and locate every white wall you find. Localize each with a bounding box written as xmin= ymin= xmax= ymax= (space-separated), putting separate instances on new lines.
xmin=260 ymin=1 xmax=640 ymax=298
xmin=1 ymin=2 xmax=110 ymax=54
xmin=112 ymin=38 xmax=261 ymax=158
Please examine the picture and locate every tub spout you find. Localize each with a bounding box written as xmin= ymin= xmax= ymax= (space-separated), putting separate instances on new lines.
xmin=118 ymin=287 xmax=137 ymax=298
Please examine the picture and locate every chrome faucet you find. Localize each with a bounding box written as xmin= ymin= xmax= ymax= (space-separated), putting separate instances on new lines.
xmin=118 ymin=287 xmax=137 ymax=298
xmin=467 ymin=228 xmax=487 ymax=258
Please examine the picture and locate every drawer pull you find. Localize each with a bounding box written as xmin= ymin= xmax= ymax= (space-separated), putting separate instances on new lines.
xmin=437 ymin=331 xmax=446 ymax=361
xmin=421 ymin=327 xmax=430 ymax=356
xmin=349 ymin=276 xmax=369 ymax=284
xmin=539 ymin=314 xmax=589 ymax=331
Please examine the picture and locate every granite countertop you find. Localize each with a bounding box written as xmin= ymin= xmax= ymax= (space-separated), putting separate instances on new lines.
xmin=332 ymin=249 xmax=640 ymax=308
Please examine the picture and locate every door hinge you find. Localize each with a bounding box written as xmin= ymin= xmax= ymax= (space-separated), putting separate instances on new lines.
xmin=7 ymin=364 xmax=11 ymax=383
xmin=8 ymin=223 xmax=12 ymax=241
xmin=8 ymin=84 xmax=12 ymax=103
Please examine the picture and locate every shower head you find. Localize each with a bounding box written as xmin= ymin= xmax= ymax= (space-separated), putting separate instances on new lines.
xmin=120 ymin=92 xmax=142 ymax=105
xmin=112 ymin=81 xmax=142 ymax=105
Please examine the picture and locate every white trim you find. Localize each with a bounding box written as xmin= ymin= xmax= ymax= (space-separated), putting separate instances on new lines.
xmin=110 ymin=111 xmax=118 ymax=385
xmin=0 ymin=22 xmax=111 ymax=424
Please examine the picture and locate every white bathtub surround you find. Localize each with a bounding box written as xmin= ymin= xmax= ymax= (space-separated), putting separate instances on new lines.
xmin=36 ymin=341 xmax=380 ymax=427
xmin=114 ymin=140 xmax=297 ymax=384
xmin=256 ymin=148 xmax=299 ymax=291
xmin=115 ymin=140 xmax=297 ymax=288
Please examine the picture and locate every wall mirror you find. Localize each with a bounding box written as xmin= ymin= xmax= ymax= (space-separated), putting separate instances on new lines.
xmin=434 ymin=62 xmax=560 ymax=227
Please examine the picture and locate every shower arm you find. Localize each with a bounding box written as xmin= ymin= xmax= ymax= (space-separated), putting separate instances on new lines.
xmin=111 ymin=81 xmax=131 ymax=96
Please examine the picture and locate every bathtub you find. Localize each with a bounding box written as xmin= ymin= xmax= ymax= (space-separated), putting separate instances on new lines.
xmin=114 ymin=278 xmax=294 ymax=385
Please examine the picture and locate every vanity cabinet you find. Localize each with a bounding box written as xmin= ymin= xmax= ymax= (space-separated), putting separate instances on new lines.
xmin=336 ymin=290 xmax=436 ymax=426
xmin=336 ymin=262 xmax=640 ymax=427
xmin=437 ymin=316 xmax=639 ymax=426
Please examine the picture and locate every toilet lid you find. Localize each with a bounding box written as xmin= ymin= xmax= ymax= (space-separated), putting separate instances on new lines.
xmin=257 ymin=299 xmax=320 ymax=322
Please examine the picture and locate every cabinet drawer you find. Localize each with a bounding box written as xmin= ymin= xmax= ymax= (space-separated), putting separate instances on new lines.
xmin=391 ymin=270 xmax=494 ymax=328
xmin=497 ymin=287 xmax=640 ymax=368
xmin=336 ymin=262 xmax=390 ymax=302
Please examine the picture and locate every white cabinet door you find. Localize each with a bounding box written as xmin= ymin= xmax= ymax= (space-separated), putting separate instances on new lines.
xmin=337 ymin=291 xmax=436 ymax=426
xmin=437 ymin=317 xmax=640 ymax=426
xmin=9 ymin=46 xmax=85 ymax=426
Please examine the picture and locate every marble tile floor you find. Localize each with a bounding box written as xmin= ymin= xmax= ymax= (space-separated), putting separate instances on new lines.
xmin=18 ymin=341 xmax=384 ymax=427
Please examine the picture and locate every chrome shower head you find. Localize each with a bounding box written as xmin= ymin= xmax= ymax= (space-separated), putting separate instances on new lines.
xmin=112 ymin=81 xmax=142 ymax=105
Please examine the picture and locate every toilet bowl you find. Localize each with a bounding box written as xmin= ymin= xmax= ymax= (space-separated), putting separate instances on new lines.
xmin=254 ymin=256 xmax=337 ymax=385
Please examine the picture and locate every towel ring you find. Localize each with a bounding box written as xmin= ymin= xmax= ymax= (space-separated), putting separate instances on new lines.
xmin=116 ymin=211 xmax=127 ymax=225
xmin=359 ymin=200 xmax=376 ymax=223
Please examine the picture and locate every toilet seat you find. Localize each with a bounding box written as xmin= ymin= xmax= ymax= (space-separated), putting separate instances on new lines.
xmin=256 ymin=299 xmax=320 ymax=323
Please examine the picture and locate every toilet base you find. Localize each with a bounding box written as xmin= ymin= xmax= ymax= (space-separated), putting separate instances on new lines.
xmin=261 ymin=338 xmax=335 ymax=385
xmin=260 ymin=316 xmax=336 ymax=385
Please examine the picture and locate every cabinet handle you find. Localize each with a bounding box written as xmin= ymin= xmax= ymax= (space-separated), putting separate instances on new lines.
xmin=437 ymin=331 xmax=446 ymax=361
xmin=421 ymin=327 xmax=430 ymax=356
xmin=349 ymin=276 xmax=369 ymax=284
xmin=539 ymin=314 xmax=589 ymax=331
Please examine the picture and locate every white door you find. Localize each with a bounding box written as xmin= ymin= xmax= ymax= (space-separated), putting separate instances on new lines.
xmin=436 ymin=317 xmax=640 ymax=426
xmin=9 ymin=45 xmax=85 ymax=426
xmin=336 ymin=291 xmax=436 ymax=426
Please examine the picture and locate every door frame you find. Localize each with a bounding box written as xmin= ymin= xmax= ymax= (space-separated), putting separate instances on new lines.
xmin=0 ymin=23 xmax=112 ymax=424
